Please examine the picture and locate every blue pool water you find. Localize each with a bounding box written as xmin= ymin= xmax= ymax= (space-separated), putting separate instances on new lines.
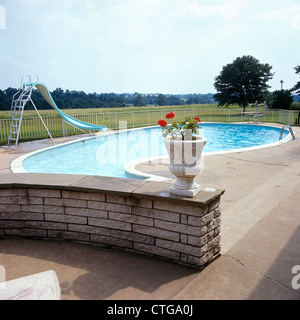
xmin=22 ymin=124 xmax=288 ymax=179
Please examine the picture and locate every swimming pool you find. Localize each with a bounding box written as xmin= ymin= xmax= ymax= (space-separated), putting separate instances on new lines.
xmin=13 ymin=123 xmax=290 ymax=180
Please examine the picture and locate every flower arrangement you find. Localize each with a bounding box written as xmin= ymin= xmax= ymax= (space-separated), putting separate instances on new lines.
xmin=158 ymin=112 xmax=202 ymax=140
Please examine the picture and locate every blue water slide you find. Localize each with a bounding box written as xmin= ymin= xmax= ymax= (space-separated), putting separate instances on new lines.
xmin=30 ymin=82 xmax=107 ymax=131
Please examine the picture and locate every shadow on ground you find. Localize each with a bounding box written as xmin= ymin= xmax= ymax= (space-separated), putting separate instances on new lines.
xmin=0 ymin=239 xmax=198 ymax=300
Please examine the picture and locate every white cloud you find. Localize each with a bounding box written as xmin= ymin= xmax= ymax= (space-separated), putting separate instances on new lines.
xmin=187 ymin=0 xmax=241 ymax=20
xmin=292 ymin=13 xmax=300 ymax=29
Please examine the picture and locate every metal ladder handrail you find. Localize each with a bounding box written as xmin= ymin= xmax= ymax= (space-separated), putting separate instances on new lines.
xmin=279 ymin=125 xmax=296 ymax=141
xmin=8 ymin=84 xmax=34 ymax=146
xmin=8 ymin=75 xmax=54 ymax=146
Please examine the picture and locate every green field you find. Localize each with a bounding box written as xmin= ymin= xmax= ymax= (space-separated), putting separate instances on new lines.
xmin=0 ymin=104 xmax=226 ymax=119
xmin=0 ymin=104 xmax=297 ymax=145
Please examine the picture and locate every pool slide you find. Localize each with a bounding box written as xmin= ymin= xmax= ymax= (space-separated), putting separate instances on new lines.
xmin=28 ymin=82 xmax=107 ymax=132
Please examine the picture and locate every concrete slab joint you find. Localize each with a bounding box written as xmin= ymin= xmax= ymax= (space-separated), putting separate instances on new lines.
xmin=0 ymin=173 xmax=225 ymax=269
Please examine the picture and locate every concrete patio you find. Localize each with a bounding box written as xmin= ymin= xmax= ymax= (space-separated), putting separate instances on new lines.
xmin=0 ymin=124 xmax=300 ymax=300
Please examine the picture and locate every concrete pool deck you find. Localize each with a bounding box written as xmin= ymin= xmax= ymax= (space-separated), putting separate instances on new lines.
xmin=0 ymin=123 xmax=300 ymax=300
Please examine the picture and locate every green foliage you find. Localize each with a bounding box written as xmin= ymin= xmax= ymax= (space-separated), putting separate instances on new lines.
xmin=269 ymin=90 xmax=293 ymax=110
xmin=291 ymin=65 xmax=300 ymax=95
xmin=159 ymin=112 xmax=202 ymax=140
xmin=133 ymin=94 xmax=146 ymax=107
xmin=291 ymin=102 xmax=300 ymax=110
xmin=156 ymin=94 xmax=168 ymax=106
xmin=214 ymin=55 xmax=274 ymax=108
xmin=0 ymin=86 xmax=217 ymax=111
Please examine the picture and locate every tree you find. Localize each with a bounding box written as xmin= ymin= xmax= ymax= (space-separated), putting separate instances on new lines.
xmin=156 ymin=94 xmax=167 ymax=106
xmin=291 ymin=65 xmax=300 ymax=95
xmin=214 ymin=55 xmax=274 ymax=110
xmin=133 ymin=94 xmax=146 ymax=107
xmin=269 ymin=90 xmax=293 ymax=110
xmin=0 ymin=89 xmax=8 ymax=110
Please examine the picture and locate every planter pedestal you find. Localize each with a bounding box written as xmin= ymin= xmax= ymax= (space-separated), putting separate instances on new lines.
xmin=169 ymin=177 xmax=202 ymax=198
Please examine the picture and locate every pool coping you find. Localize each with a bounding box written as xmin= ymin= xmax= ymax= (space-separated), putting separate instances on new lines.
xmin=10 ymin=123 xmax=295 ymax=181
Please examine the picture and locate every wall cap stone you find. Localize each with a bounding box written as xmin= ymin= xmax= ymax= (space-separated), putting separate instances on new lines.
xmin=0 ymin=174 xmax=225 ymax=208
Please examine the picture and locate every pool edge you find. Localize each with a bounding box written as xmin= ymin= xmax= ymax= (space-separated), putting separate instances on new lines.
xmin=10 ymin=123 xmax=295 ymax=180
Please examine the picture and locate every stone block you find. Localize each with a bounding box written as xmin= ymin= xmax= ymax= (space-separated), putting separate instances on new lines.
xmin=26 ymin=221 xmax=68 ymax=231
xmin=44 ymin=198 xmax=87 ymax=208
xmin=156 ymin=239 xmax=204 ymax=257
xmin=43 ymin=205 xmax=65 ymax=215
xmin=68 ymin=224 xmax=110 ymax=236
xmin=1 ymin=221 xmax=26 ymax=228
xmin=62 ymin=190 xmax=105 ymax=202
xmin=111 ymin=229 xmax=155 ymax=245
xmin=5 ymin=228 xmax=47 ymax=237
xmin=90 ymin=234 xmax=132 ymax=249
xmin=1 ymin=212 xmax=44 ymax=221
xmin=88 ymin=201 xmax=131 ymax=214
xmin=154 ymin=219 xmax=206 ymax=237
xmin=45 ymin=214 xmax=87 ymax=225
xmin=188 ymin=211 xmax=215 ymax=227
xmin=65 ymin=207 xmax=107 ymax=219
xmin=0 ymin=204 xmax=21 ymax=213
xmin=133 ymin=224 xmax=179 ymax=242
xmin=48 ymin=230 xmax=90 ymax=242
xmin=132 ymin=207 xmax=180 ymax=223
xmin=89 ymin=217 xmax=132 ymax=231
xmin=0 ymin=189 xmax=17 ymax=196
xmin=0 ymin=197 xmax=28 ymax=205
xmin=108 ymin=211 xmax=153 ymax=227
xmin=134 ymin=242 xmax=180 ymax=260
xmin=106 ymin=194 xmax=152 ymax=208
xmin=188 ymin=231 xmax=214 ymax=247
xmin=21 ymin=205 xmax=44 ymax=213
xmin=27 ymin=189 xmax=61 ymax=198
xmin=154 ymin=200 xmax=208 ymax=216
xmin=28 ymin=197 xmax=43 ymax=205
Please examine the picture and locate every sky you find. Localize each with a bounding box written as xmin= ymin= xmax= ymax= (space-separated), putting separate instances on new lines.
xmin=0 ymin=0 xmax=299 ymax=94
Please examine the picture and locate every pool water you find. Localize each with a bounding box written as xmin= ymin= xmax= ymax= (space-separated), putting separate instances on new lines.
xmin=22 ymin=124 xmax=288 ymax=179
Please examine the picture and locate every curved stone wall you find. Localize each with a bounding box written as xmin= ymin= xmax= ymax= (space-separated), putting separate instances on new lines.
xmin=0 ymin=173 xmax=224 ymax=269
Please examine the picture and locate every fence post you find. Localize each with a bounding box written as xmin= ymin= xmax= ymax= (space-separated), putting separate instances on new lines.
xmin=132 ymin=112 xmax=135 ymax=128
xmin=62 ymin=118 xmax=65 ymax=137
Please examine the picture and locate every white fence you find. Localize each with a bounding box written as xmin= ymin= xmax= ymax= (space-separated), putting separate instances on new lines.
xmin=0 ymin=108 xmax=299 ymax=144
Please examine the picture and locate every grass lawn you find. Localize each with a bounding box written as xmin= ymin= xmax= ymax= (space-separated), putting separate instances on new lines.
xmin=0 ymin=103 xmax=232 ymax=119
xmin=0 ymin=104 xmax=290 ymax=145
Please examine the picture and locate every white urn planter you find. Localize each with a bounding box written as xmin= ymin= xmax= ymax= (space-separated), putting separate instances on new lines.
xmin=163 ymin=136 xmax=207 ymax=198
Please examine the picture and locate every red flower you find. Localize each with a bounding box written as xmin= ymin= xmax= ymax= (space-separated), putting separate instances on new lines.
xmin=194 ymin=116 xmax=201 ymax=123
xmin=166 ymin=112 xmax=175 ymax=119
xmin=158 ymin=119 xmax=168 ymax=127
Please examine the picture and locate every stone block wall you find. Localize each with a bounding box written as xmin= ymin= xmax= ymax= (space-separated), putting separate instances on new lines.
xmin=0 ymin=174 xmax=224 ymax=269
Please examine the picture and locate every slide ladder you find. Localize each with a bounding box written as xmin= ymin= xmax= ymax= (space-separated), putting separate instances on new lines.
xmin=8 ymin=85 xmax=32 ymax=146
xmin=8 ymin=75 xmax=107 ymax=146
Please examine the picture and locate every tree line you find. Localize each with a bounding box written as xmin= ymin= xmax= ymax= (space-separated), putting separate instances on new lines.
xmin=0 ymin=87 xmax=216 ymax=111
